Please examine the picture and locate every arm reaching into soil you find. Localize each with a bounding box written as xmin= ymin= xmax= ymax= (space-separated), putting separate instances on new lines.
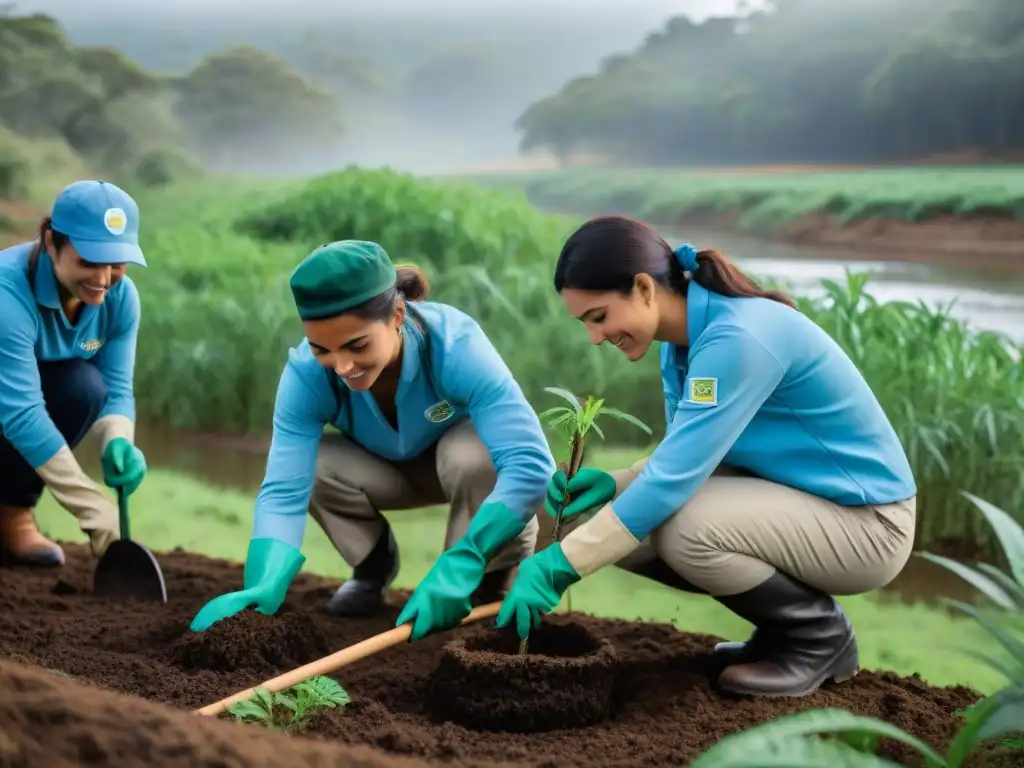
xmin=559 ymin=325 xmax=784 ymax=577
xmin=251 ymin=351 xmax=337 ymax=550
xmin=395 ymin=311 xmax=556 ymax=641
xmin=190 ymin=351 xmax=334 ymax=632
xmin=89 ymin=276 xmax=141 ymax=451
xmin=497 ymin=327 xmax=784 ymax=638
xmin=92 ymin=277 xmax=148 ymax=497
xmin=439 ymin=314 xmax=557 ymax=525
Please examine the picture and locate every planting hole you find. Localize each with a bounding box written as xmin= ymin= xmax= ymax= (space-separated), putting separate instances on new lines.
xmin=462 ymin=620 xmax=601 ymax=659
xmin=427 ymin=621 xmax=619 ymax=733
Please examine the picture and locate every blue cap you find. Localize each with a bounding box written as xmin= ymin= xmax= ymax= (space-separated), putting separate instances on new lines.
xmin=50 ymin=180 xmax=147 ymax=267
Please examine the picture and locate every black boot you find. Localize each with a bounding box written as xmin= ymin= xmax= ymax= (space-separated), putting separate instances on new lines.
xmin=710 ymin=633 xmax=768 ymax=664
xmin=714 ymin=570 xmax=859 ymax=697
xmin=327 ymin=521 xmax=399 ymax=617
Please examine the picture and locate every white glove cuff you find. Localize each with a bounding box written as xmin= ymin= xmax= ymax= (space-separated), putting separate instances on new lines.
xmin=560 ymin=504 xmax=640 ymax=578
xmin=89 ymin=414 xmax=135 ymax=453
xmin=35 ymin=446 xmax=116 ymax=526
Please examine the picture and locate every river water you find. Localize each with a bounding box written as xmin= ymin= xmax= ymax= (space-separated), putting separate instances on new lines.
xmin=111 ymin=230 xmax=1021 ymax=606
xmin=667 ymin=228 xmax=1024 ymax=342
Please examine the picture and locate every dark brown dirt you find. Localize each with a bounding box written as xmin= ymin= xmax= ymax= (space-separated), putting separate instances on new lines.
xmin=168 ymin=605 xmax=332 ymax=672
xmin=0 ymin=543 xmax=1014 ymax=767
xmin=429 ymin=621 xmax=618 ymax=733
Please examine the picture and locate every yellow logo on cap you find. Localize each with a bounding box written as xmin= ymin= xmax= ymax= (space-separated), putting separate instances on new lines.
xmin=104 ymin=208 xmax=127 ymax=235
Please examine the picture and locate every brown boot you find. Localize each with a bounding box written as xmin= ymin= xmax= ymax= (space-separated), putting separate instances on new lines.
xmin=714 ymin=571 xmax=859 ymax=697
xmin=0 ymin=506 xmax=65 ymax=567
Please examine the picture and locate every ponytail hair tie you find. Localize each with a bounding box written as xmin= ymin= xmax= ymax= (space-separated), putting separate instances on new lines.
xmin=674 ymin=243 xmax=699 ymax=273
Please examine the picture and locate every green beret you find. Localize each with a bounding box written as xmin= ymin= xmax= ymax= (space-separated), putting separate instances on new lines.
xmin=289 ymin=240 xmax=397 ymax=320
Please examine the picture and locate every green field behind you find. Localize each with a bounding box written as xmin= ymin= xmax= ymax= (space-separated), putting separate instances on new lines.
xmin=458 ymin=165 xmax=1024 ymax=231
xmin=107 ymin=165 xmax=1024 ymax=557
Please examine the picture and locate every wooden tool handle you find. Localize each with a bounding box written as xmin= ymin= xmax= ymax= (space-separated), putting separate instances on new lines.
xmin=193 ymin=600 xmax=503 ymax=717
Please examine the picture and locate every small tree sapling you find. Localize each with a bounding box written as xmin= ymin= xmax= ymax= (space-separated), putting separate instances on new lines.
xmin=538 ymin=386 xmax=653 ymax=543
xmin=520 ymin=386 xmax=653 ymax=653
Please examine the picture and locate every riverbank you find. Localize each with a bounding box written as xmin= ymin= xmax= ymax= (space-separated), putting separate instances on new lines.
xmin=658 ymin=210 xmax=1024 ymax=273
xmin=458 ymin=164 xmax=1024 ymax=275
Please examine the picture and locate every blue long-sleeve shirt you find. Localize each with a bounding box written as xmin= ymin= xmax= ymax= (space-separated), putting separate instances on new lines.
xmin=0 ymin=242 xmax=140 ymax=468
xmin=252 ymin=301 xmax=556 ymax=549
xmin=610 ymin=281 xmax=917 ymax=542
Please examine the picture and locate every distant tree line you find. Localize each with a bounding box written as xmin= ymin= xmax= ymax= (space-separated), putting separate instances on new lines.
xmin=515 ymin=0 xmax=1024 ymax=165
xmin=0 ymin=11 xmax=346 ymax=186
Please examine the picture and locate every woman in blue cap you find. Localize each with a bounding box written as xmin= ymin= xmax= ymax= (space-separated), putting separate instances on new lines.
xmin=0 ymin=179 xmax=149 ymax=567
xmin=496 ymin=215 xmax=917 ymax=698
xmin=191 ymin=240 xmax=555 ymax=639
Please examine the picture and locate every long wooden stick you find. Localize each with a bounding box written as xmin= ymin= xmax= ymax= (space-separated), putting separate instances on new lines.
xmin=193 ymin=601 xmax=502 ymax=717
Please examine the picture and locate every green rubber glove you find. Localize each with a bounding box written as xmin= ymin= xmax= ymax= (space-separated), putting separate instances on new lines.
xmin=100 ymin=437 xmax=147 ymax=496
xmin=397 ymin=501 xmax=526 ymax=642
xmin=545 ymin=467 xmax=616 ymax=520
xmin=495 ymin=543 xmax=581 ymax=640
xmin=189 ymin=538 xmax=306 ymax=632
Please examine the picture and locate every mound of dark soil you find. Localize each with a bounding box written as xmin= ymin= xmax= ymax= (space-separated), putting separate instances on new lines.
xmin=0 ymin=543 xmax=1016 ymax=767
xmin=0 ymin=657 xmax=417 ymax=768
xmin=168 ymin=606 xmax=331 ymax=671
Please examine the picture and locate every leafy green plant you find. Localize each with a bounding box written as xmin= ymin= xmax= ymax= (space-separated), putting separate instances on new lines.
xmin=518 ymin=386 xmax=653 ymax=655
xmin=227 ymin=675 xmax=350 ymax=733
xmin=689 ymin=491 xmax=1024 ymax=766
xmin=538 ymin=386 xmax=653 ymax=543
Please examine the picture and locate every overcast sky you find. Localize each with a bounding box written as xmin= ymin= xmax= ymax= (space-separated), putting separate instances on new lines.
xmin=16 ymin=0 xmax=763 ymax=20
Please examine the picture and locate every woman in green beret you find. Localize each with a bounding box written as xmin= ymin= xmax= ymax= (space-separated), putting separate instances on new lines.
xmin=190 ymin=240 xmax=555 ymax=639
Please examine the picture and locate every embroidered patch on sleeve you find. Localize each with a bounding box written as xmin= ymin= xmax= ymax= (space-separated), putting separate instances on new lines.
xmin=686 ymin=377 xmax=718 ymax=405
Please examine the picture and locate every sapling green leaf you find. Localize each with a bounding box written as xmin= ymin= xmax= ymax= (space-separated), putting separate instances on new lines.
xmin=520 ymin=387 xmax=654 ymax=655
xmin=228 ymin=675 xmax=350 ymax=733
xmin=538 ymin=388 xmax=653 ymax=543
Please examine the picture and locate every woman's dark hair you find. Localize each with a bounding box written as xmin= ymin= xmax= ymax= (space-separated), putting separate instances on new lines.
xmin=28 ymin=216 xmax=70 ymax=262
xmin=348 ymin=264 xmax=431 ymax=322
xmin=553 ymin=215 xmax=795 ymax=309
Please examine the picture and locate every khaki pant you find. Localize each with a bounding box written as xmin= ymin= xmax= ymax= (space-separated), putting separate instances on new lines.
xmin=309 ymin=419 xmax=539 ymax=572
xmin=560 ymin=459 xmax=917 ymax=597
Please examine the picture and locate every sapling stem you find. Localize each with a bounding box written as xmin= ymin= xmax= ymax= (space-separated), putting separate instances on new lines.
xmin=520 ymin=387 xmax=652 ymax=656
xmin=552 ymin=429 xmax=587 ymax=542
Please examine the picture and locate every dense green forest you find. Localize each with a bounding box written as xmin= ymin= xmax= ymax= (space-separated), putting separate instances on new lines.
xmin=517 ymin=0 xmax=1024 ymax=165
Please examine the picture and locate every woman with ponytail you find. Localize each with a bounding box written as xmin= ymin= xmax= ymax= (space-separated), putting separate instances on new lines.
xmin=496 ymin=215 xmax=917 ymax=699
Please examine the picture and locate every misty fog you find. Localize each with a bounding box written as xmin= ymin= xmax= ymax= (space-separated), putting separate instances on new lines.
xmin=10 ymin=0 xmax=759 ymax=173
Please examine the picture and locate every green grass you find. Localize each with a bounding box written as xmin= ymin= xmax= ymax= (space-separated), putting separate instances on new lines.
xmin=455 ymin=164 xmax=1024 ymax=230
xmin=31 ymin=466 xmax=1009 ymax=696
xmin=117 ymin=166 xmax=1024 ymax=556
